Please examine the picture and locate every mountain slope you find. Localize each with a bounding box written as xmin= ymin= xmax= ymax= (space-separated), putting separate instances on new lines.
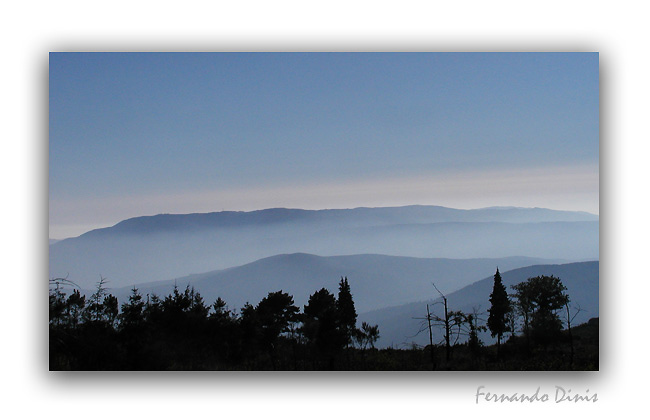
xmin=358 ymin=261 xmax=599 ymax=348
xmin=105 ymin=254 xmax=564 ymax=314
xmin=49 ymin=205 xmax=598 ymax=289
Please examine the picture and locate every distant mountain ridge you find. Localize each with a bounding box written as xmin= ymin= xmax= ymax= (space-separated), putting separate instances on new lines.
xmin=49 ymin=205 xmax=599 ymax=289
xmin=73 ymin=205 xmax=598 ymax=238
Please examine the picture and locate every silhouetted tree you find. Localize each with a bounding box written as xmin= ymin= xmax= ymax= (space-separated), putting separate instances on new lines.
xmin=70 ymin=277 xmax=120 ymax=369
xmin=143 ymin=293 xmax=163 ymax=323
xmin=354 ymin=321 xmax=380 ymax=350
xmin=239 ymin=301 xmax=262 ymax=364
xmin=256 ymin=290 xmax=299 ymax=368
xmin=464 ymin=309 xmax=486 ymax=362
xmin=431 ymin=283 xmax=454 ymax=361
xmin=210 ymin=297 xmax=232 ymax=322
xmin=49 ymin=277 xmax=80 ymax=326
xmin=512 ymin=275 xmax=569 ymax=346
xmin=487 ymin=268 xmax=511 ymax=358
xmin=205 ymin=297 xmax=239 ymax=366
xmin=49 ymin=277 xmax=80 ymax=369
xmin=103 ymin=294 xmax=119 ymax=327
xmin=156 ymin=285 xmax=211 ymax=368
xmin=337 ymin=277 xmax=357 ymax=349
xmin=303 ymin=288 xmax=345 ymax=367
xmin=49 ymin=287 xmax=67 ymax=326
xmin=162 ymin=285 xmax=193 ymax=317
xmin=188 ymin=287 xmax=210 ymax=320
xmin=83 ymin=276 xmax=110 ymax=323
xmin=119 ymin=287 xmax=144 ymax=329
xmin=563 ymin=301 xmax=584 ymax=369
xmin=65 ymin=289 xmax=86 ymax=328
xmin=117 ymin=287 xmax=147 ymax=368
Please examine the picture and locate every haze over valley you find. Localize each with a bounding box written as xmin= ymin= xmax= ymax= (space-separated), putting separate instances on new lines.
xmin=50 ymin=204 xmax=599 ymax=350
xmin=49 ymin=205 xmax=598 ymax=290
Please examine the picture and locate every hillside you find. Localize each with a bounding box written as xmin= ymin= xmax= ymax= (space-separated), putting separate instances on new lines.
xmin=105 ymin=253 xmax=561 ymax=313
xmin=49 ymin=205 xmax=598 ymax=289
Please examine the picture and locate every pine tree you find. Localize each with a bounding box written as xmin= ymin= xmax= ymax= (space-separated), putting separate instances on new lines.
xmin=256 ymin=291 xmax=299 ymax=347
xmin=83 ymin=276 xmax=109 ymax=324
xmin=65 ymin=289 xmax=86 ymax=328
xmin=337 ymin=276 xmax=357 ymax=348
xmin=487 ymin=268 xmax=511 ymax=358
xmin=119 ymin=287 xmax=144 ymax=329
xmin=303 ymin=288 xmax=344 ymax=366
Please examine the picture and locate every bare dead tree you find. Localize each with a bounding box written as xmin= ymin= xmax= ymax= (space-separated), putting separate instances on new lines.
xmin=424 ymin=304 xmax=436 ymax=369
xmin=414 ymin=283 xmax=459 ymax=361
xmin=411 ymin=282 xmax=472 ymax=366
xmin=432 ymin=283 xmax=452 ymax=362
xmin=49 ymin=275 xmax=81 ymax=327
xmin=49 ymin=275 xmax=80 ymax=292
xmin=411 ymin=303 xmax=440 ymax=369
xmin=565 ymin=301 xmax=584 ymax=370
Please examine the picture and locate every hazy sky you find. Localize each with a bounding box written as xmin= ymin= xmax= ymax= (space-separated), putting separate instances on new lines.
xmin=49 ymin=52 xmax=599 ymax=238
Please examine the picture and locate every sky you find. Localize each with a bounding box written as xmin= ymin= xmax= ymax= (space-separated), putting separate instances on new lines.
xmin=49 ymin=52 xmax=599 ymax=239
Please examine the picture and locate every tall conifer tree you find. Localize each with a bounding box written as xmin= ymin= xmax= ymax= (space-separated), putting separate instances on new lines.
xmin=487 ymin=268 xmax=511 ymax=357
xmin=337 ymin=277 xmax=357 ymax=348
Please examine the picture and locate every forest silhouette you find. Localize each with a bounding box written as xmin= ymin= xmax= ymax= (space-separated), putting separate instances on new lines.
xmin=49 ymin=272 xmax=598 ymax=371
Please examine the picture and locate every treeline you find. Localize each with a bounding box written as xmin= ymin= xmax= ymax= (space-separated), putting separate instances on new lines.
xmin=416 ymin=269 xmax=597 ymax=370
xmin=49 ymin=277 xmax=379 ymax=370
xmin=488 ymin=269 xmax=581 ymax=361
xmin=49 ymin=271 xmax=598 ymax=371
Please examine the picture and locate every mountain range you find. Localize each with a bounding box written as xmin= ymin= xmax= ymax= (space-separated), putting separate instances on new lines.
xmin=48 ymin=205 xmax=599 ymax=350
xmin=49 ymin=205 xmax=598 ymax=289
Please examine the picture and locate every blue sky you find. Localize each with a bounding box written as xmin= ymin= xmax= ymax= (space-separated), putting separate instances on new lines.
xmin=49 ymin=52 xmax=599 ymax=238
